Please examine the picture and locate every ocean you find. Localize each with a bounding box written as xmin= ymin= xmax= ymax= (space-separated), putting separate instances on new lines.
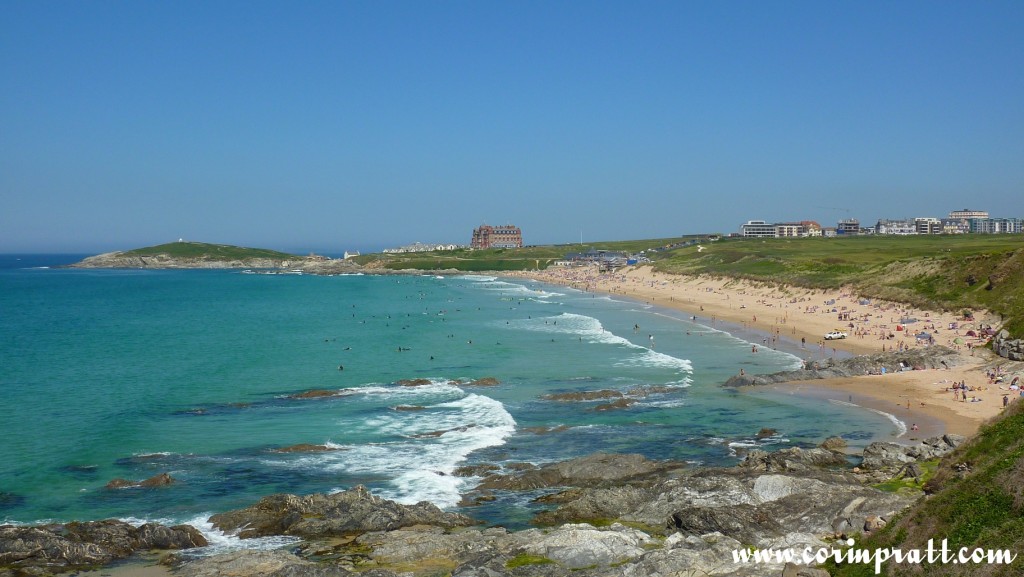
xmin=0 ymin=255 xmax=901 ymax=548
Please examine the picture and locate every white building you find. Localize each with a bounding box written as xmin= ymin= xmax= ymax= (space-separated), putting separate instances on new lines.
xmin=740 ymin=220 xmax=777 ymax=237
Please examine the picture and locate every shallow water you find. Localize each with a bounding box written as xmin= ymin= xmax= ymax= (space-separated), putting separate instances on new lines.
xmin=0 ymin=261 xmax=903 ymax=537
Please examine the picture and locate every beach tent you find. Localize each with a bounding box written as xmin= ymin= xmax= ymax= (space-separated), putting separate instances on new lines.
xmin=953 ymin=337 xmax=965 ymax=344
xmin=966 ymin=330 xmax=978 ymax=337
xmin=915 ymin=332 xmax=933 ymax=343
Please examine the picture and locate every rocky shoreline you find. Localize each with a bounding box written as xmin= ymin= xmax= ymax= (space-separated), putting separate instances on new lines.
xmin=1 ymin=432 xmax=965 ymax=577
xmin=722 ymin=346 xmax=964 ymax=388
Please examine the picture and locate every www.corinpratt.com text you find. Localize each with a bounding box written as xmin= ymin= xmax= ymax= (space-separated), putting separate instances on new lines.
xmin=733 ymin=538 xmax=1016 ymax=574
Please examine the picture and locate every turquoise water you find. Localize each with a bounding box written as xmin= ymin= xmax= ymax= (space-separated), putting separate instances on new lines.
xmin=0 ymin=260 xmax=900 ymax=536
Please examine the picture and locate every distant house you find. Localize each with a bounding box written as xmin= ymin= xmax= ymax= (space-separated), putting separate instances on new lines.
xmin=949 ymin=209 xmax=989 ymax=220
xmin=471 ymin=224 xmax=522 ymax=248
xmin=740 ymin=220 xmax=776 ymax=238
xmin=836 ymin=219 xmax=860 ymax=235
xmin=875 ymin=219 xmax=916 ymax=235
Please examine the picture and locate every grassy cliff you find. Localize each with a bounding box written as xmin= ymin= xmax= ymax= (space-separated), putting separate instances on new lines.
xmin=122 ymin=241 xmax=299 ymax=261
xmin=826 ymin=400 xmax=1024 ymax=576
xmin=651 ymin=235 xmax=1024 ymax=336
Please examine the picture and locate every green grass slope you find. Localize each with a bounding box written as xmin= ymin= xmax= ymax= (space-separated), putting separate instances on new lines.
xmin=826 ymin=400 xmax=1024 ymax=576
xmin=352 ymin=237 xmax=699 ymax=271
xmin=652 ymin=235 xmax=1024 ymax=336
xmin=123 ymin=241 xmax=299 ymax=261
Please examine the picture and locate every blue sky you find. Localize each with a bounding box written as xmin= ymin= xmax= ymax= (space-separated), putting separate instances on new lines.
xmin=2 ymin=1 xmax=1022 ymax=253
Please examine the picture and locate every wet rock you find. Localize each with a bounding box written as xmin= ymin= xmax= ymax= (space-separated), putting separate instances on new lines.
xmin=208 ymin=485 xmax=476 ymax=539
xmin=520 ymin=424 xmax=571 ymax=435
xmin=723 ymin=346 xmax=963 ymax=387
xmin=271 ymin=444 xmax=343 ymax=453
xmin=756 ymin=428 xmax=778 ymax=439
xmin=392 ymin=405 xmax=426 ymax=411
xmin=593 ymin=398 xmax=635 ymax=411
xmin=542 ymin=390 xmax=624 ymax=401
xmin=452 ymin=464 xmax=501 ymax=477
xmin=820 ymin=436 xmax=848 ymax=451
xmin=465 ymin=377 xmax=500 ymax=386
xmin=410 ymin=425 xmax=476 ymax=439
xmin=396 ymin=378 xmax=433 ymax=387
xmin=289 ymin=389 xmax=339 ymax=399
xmin=0 ymin=520 xmax=205 ymax=573
xmin=104 ymin=472 xmax=176 ymax=489
xmin=626 ymin=385 xmax=680 ymax=396
xmin=475 ymin=453 xmax=684 ymax=492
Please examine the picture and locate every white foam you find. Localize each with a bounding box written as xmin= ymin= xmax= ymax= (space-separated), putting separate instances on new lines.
xmin=473 ymin=279 xmax=563 ymax=299
xmin=316 ymin=392 xmax=517 ymax=508
xmin=510 ymin=312 xmax=694 ymax=377
xmin=183 ymin=515 xmax=301 ymax=557
xmin=830 ymin=399 xmax=908 ymax=438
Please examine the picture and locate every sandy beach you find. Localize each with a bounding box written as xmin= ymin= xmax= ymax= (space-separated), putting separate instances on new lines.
xmin=514 ymin=265 xmax=1024 ymax=440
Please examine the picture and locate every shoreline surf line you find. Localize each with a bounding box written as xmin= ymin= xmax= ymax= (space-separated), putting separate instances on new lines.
xmin=506 ymin=268 xmax=1008 ymax=439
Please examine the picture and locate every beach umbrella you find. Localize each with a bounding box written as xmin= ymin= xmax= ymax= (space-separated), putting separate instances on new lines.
xmin=966 ymin=330 xmax=977 ymax=337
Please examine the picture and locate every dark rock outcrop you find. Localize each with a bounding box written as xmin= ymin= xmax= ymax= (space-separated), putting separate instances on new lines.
xmin=723 ymin=346 xmax=963 ymax=387
xmin=0 ymin=520 xmax=205 ymax=574
xmin=993 ymin=329 xmax=1024 ymax=361
xmin=396 ymin=379 xmax=433 ymax=387
xmin=542 ymin=390 xmax=623 ymax=401
xmin=474 ymin=453 xmax=685 ymax=492
xmin=289 ymin=389 xmax=340 ymax=399
xmin=857 ymin=434 xmax=965 ymax=480
xmin=104 ymin=472 xmax=176 ymax=489
xmin=207 ymin=485 xmax=476 ymax=539
xmin=270 ymin=444 xmax=343 ymax=453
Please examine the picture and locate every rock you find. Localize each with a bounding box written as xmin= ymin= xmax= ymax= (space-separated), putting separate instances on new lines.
xmin=139 ymin=472 xmax=176 ymax=487
xmin=521 ymin=523 xmax=655 ymax=569
xmin=864 ymin=514 xmax=887 ymax=532
xmin=0 ymin=520 xmax=205 ymax=573
xmin=520 ymin=425 xmax=571 ymax=435
xmin=593 ymin=398 xmax=635 ymax=411
xmin=783 ymin=563 xmax=832 ymax=577
xmin=465 ymin=377 xmax=500 ymax=386
xmin=452 ymin=464 xmax=501 ymax=477
xmin=819 ymin=436 xmax=848 ymax=451
xmin=104 ymin=472 xmax=176 ymax=489
xmin=392 ymin=405 xmax=426 ymax=411
xmin=396 ymin=378 xmax=433 ymax=387
xmin=208 ymin=485 xmax=476 ymax=539
xmin=860 ymin=442 xmax=915 ymax=470
xmin=542 ymin=390 xmax=624 ymax=401
xmin=271 ymin=444 xmax=342 ymax=453
xmin=289 ymin=389 xmax=339 ymax=399
xmin=175 ymin=549 xmax=358 ymax=577
xmin=756 ymin=428 xmax=778 ymax=439
xmin=740 ymin=447 xmax=848 ymax=472
xmin=942 ymin=433 xmax=966 ymax=448
xmin=724 ymin=346 xmax=964 ymax=387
